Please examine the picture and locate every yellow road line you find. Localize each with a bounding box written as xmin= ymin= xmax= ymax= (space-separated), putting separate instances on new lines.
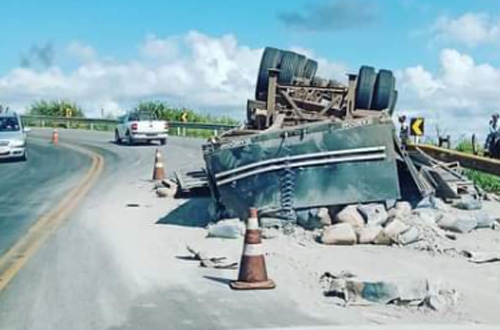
xmin=0 ymin=142 xmax=104 ymax=291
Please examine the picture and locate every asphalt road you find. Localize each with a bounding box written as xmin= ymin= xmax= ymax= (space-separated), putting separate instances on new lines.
xmin=0 ymin=138 xmax=91 ymax=256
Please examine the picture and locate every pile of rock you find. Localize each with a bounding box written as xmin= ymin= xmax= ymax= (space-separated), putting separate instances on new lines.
xmin=319 ymin=197 xmax=499 ymax=250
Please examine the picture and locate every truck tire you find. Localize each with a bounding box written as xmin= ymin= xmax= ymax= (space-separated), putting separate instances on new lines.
xmin=389 ymin=90 xmax=398 ymax=115
xmin=160 ymin=138 xmax=167 ymax=146
xmin=295 ymin=54 xmax=307 ymax=78
xmin=303 ymin=59 xmax=318 ymax=80
xmin=355 ymin=66 xmax=377 ymax=110
xmin=127 ymin=132 xmax=134 ymax=146
xmin=255 ymin=47 xmax=282 ymax=101
xmin=372 ymin=70 xmax=395 ymax=110
xmin=115 ymin=130 xmax=122 ymax=144
xmin=278 ymin=51 xmax=299 ymax=85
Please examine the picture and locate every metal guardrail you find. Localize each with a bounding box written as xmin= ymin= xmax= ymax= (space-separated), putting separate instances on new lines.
xmin=20 ymin=115 xmax=239 ymax=136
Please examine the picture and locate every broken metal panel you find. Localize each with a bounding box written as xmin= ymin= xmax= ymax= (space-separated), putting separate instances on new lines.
xmin=203 ymin=118 xmax=400 ymax=218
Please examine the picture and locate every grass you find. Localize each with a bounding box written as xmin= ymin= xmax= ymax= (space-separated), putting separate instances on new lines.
xmin=455 ymin=139 xmax=500 ymax=193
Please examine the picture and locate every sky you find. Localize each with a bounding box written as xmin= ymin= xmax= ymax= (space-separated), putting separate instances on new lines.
xmin=1 ymin=0 xmax=500 ymax=140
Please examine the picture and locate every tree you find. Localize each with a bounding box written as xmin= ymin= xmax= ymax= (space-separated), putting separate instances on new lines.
xmin=133 ymin=100 xmax=239 ymax=125
xmin=28 ymin=100 xmax=85 ymax=117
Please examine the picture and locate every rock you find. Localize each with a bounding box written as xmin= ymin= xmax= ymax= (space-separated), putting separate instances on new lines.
xmin=398 ymin=227 xmax=421 ymax=245
xmin=416 ymin=195 xmax=437 ymax=209
xmin=484 ymin=193 xmax=500 ymax=202
xmin=357 ymin=226 xmax=383 ymax=244
xmin=357 ymin=204 xmax=388 ymax=227
xmin=454 ymin=195 xmax=482 ymax=210
xmin=474 ymin=212 xmax=497 ymax=229
xmin=373 ymin=230 xmax=392 ymax=245
xmin=156 ymin=187 xmax=176 ymax=198
xmin=297 ymin=208 xmax=330 ymax=230
xmin=321 ymin=223 xmax=357 ymax=245
xmin=383 ymin=218 xmax=411 ymax=243
xmin=413 ymin=208 xmax=443 ymax=225
xmin=318 ymin=207 xmax=333 ymax=227
xmin=206 ymin=219 xmax=245 ymax=239
xmin=335 ymin=205 xmax=365 ymax=231
xmin=161 ymin=179 xmax=178 ymax=190
xmin=395 ymin=201 xmax=412 ymax=214
xmin=437 ymin=213 xmax=478 ymax=233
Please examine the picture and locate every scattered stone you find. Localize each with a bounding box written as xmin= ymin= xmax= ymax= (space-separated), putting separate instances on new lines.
xmin=465 ymin=250 xmax=500 ymax=264
xmin=454 ymin=195 xmax=482 ymax=210
xmin=484 ymin=193 xmax=500 ymax=202
xmin=357 ymin=226 xmax=383 ymax=244
xmin=335 ymin=205 xmax=365 ymax=231
xmin=395 ymin=201 xmax=412 ymax=214
xmin=373 ymin=230 xmax=392 ymax=245
xmin=322 ymin=272 xmax=455 ymax=309
xmin=437 ymin=214 xmax=478 ymax=233
xmin=321 ymin=223 xmax=357 ymax=245
xmin=297 ymin=207 xmax=332 ymax=230
xmin=357 ymin=204 xmax=388 ymax=227
xmin=206 ymin=219 xmax=245 ymax=239
xmin=413 ymin=208 xmax=443 ymax=225
xmin=474 ymin=212 xmax=497 ymax=229
xmin=416 ymin=195 xmax=437 ymax=209
xmin=398 ymin=227 xmax=421 ymax=245
xmin=383 ymin=218 xmax=410 ymax=243
xmin=156 ymin=187 xmax=176 ymax=198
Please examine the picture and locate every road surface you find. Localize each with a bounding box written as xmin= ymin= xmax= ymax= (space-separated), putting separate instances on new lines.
xmin=1 ymin=129 xmax=500 ymax=330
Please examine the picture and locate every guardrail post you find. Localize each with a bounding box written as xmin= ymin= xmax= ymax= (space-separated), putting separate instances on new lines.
xmin=177 ymin=127 xmax=180 ymax=136
xmin=41 ymin=119 xmax=45 ymax=128
xmin=90 ymin=123 xmax=94 ymax=131
xmin=213 ymin=129 xmax=218 ymax=136
xmin=183 ymin=127 xmax=186 ymax=136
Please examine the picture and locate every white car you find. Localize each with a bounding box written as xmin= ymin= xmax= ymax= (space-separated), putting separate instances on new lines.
xmin=115 ymin=112 xmax=168 ymax=146
xmin=0 ymin=112 xmax=29 ymax=161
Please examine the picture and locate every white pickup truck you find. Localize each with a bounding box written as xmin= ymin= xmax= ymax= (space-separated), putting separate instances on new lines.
xmin=115 ymin=112 xmax=168 ymax=145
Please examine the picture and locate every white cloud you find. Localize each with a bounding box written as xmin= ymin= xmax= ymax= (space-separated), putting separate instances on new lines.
xmin=432 ymin=13 xmax=500 ymax=47
xmin=396 ymin=48 xmax=500 ymax=141
xmin=67 ymin=41 xmax=97 ymax=63
xmin=0 ymin=32 xmax=346 ymax=119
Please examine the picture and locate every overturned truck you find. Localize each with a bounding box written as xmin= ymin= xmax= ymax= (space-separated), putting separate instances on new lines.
xmin=181 ymin=47 xmax=476 ymax=220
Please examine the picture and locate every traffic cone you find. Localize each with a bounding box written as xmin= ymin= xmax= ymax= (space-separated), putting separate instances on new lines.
xmin=152 ymin=148 xmax=165 ymax=181
xmin=51 ymin=129 xmax=59 ymax=145
xmin=230 ymin=208 xmax=276 ymax=290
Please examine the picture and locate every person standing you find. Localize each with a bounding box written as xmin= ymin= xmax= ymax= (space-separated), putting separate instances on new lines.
xmin=484 ymin=113 xmax=499 ymax=155
xmin=398 ymin=115 xmax=410 ymax=147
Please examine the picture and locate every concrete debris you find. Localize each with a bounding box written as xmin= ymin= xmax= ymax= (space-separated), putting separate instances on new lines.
xmin=156 ymin=187 xmax=176 ymax=198
xmin=463 ymin=250 xmax=500 ymax=264
xmin=474 ymin=211 xmax=498 ymax=229
xmin=335 ymin=205 xmax=365 ymax=231
xmin=297 ymin=207 xmax=331 ymax=230
xmin=321 ymin=271 xmax=458 ymax=310
xmin=206 ymin=219 xmax=245 ymax=239
xmin=383 ymin=218 xmax=411 ymax=243
xmin=373 ymin=230 xmax=392 ymax=245
xmin=484 ymin=193 xmax=500 ymax=202
xmin=357 ymin=226 xmax=383 ymax=244
xmin=398 ymin=226 xmax=421 ymax=245
xmin=437 ymin=214 xmax=478 ymax=233
xmin=185 ymin=246 xmax=238 ymax=269
xmin=321 ymin=223 xmax=357 ymax=245
xmin=395 ymin=201 xmax=412 ymax=214
xmin=454 ymin=195 xmax=482 ymax=210
xmin=357 ymin=204 xmax=388 ymax=227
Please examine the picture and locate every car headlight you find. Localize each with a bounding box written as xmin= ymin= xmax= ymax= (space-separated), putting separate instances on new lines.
xmin=10 ymin=139 xmax=26 ymax=147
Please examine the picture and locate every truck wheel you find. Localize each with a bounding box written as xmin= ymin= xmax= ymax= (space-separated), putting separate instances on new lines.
xmin=355 ymin=66 xmax=377 ymax=110
xmin=255 ymin=47 xmax=282 ymax=101
xmin=115 ymin=130 xmax=121 ymax=144
xmin=160 ymin=138 xmax=167 ymax=146
xmin=295 ymin=54 xmax=308 ymax=78
xmin=278 ymin=51 xmax=299 ymax=85
xmin=303 ymin=59 xmax=318 ymax=80
xmin=127 ymin=132 xmax=134 ymax=146
xmin=372 ymin=70 xmax=395 ymax=110
xmin=389 ymin=90 xmax=398 ymax=115
xmin=20 ymin=150 xmax=27 ymax=162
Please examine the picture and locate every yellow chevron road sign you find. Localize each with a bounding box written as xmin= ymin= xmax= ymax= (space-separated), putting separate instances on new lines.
xmin=410 ymin=117 xmax=424 ymax=136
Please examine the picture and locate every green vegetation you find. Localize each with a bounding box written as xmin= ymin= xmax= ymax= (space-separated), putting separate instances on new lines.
xmin=28 ymin=100 xmax=85 ymax=118
xmin=134 ymin=100 xmax=239 ymax=125
xmin=455 ymin=139 xmax=500 ymax=193
xmin=22 ymin=99 xmax=239 ymax=138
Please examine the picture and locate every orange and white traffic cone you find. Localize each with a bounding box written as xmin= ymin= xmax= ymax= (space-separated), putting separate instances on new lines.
xmin=230 ymin=208 xmax=276 ymax=290
xmin=51 ymin=129 xmax=59 ymax=145
xmin=152 ymin=148 xmax=165 ymax=181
